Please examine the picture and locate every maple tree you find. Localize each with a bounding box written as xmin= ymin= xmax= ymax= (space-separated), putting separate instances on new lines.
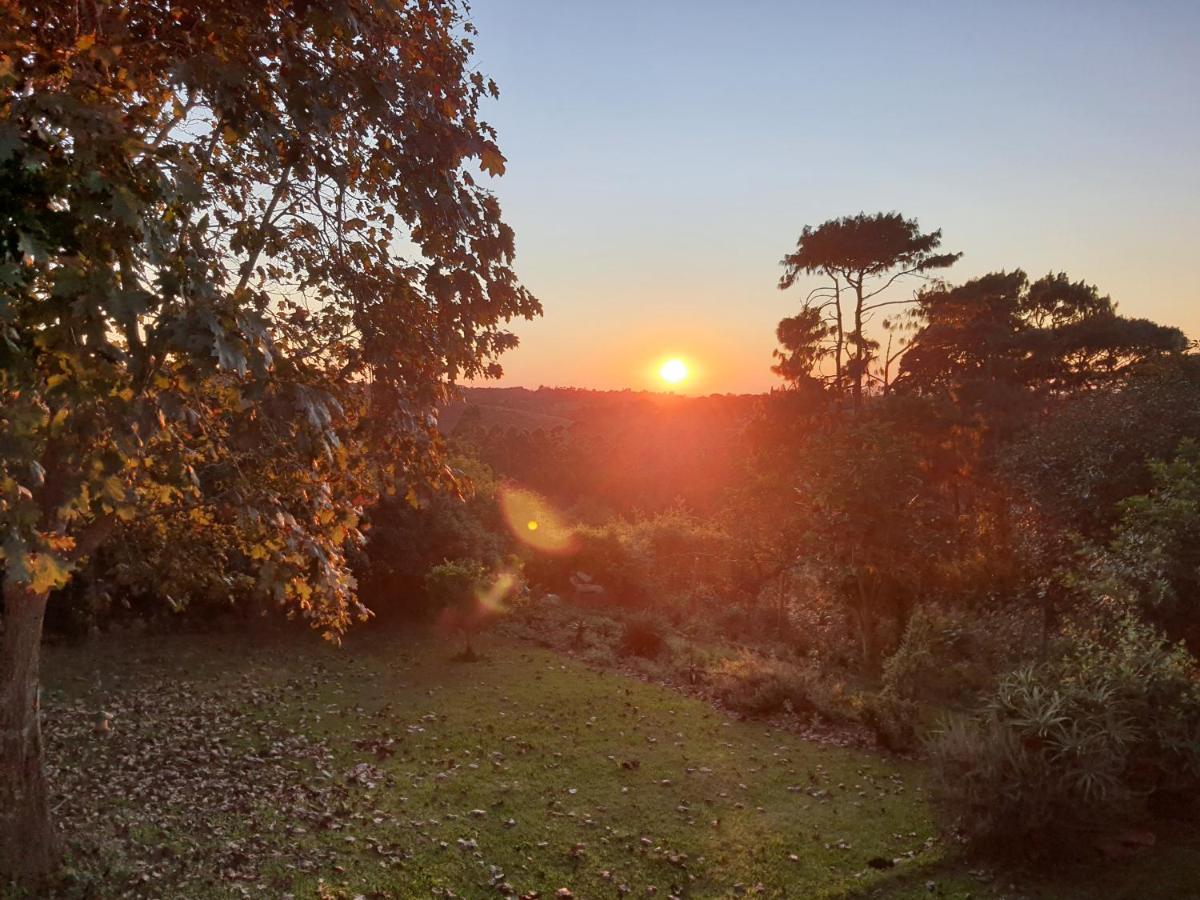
xmin=0 ymin=0 xmax=538 ymax=879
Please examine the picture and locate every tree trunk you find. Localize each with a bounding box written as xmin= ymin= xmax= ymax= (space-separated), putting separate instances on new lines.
xmin=830 ymin=272 xmax=845 ymax=399
xmin=0 ymin=578 xmax=60 ymax=882
xmin=852 ymin=581 xmax=879 ymax=673
xmin=856 ymin=603 xmax=878 ymax=673
xmin=852 ymin=275 xmax=865 ymax=408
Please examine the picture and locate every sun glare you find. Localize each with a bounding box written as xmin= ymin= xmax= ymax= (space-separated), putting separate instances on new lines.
xmin=659 ymin=358 xmax=689 ymax=385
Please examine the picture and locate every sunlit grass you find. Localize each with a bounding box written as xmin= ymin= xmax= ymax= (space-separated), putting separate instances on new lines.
xmin=38 ymin=629 xmax=1200 ymax=899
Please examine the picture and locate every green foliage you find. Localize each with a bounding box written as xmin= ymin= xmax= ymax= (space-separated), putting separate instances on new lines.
xmin=792 ymin=418 xmax=954 ymax=668
xmin=2 ymin=3 xmax=539 ymax=875
xmin=857 ymin=689 xmax=920 ymax=752
xmin=422 ymin=559 xmax=491 ymax=615
xmin=524 ymin=507 xmax=737 ymax=610
xmin=358 ymin=455 xmax=508 ymax=620
xmin=27 ymin=376 xmax=380 ymax=637
xmin=1094 ymin=441 xmax=1200 ymax=642
xmin=1000 ymin=357 xmax=1200 ymax=537
xmin=928 ymin=609 xmax=1200 ymax=849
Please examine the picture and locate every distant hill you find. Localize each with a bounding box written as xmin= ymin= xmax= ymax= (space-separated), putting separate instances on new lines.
xmin=439 ymin=397 xmax=573 ymax=434
xmin=442 ymin=387 xmax=769 ymax=514
xmin=442 ymin=386 xmax=763 ymax=432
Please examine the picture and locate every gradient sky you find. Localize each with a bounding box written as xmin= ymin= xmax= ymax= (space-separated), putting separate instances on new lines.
xmin=466 ymin=0 xmax=1200 ymax=395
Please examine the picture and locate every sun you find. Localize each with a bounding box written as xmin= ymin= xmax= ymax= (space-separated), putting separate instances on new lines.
xmin=659 ymin=358 xmax=689 ymax=385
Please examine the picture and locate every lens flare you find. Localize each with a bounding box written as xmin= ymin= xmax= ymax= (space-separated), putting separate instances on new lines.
xmin=498 ymin=485 xmax=578 ymax=555
xmin=476 ymin=570 xmax=519 ymax=615
xmin=435 ymin=567 xmax=522 ymax=638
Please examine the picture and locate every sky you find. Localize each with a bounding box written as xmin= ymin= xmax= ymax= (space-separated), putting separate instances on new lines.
xmin=465 ymin=0 xmax=1200 ymax=395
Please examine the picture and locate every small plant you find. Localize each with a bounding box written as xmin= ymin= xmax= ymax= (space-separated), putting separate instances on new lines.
xmin=571 ymin=620 xmax=587 ymax=650
xmin=580 ymin=643 xmax=619 ymax=668
xmin=424 ymin=559 xmax=493 ymax=660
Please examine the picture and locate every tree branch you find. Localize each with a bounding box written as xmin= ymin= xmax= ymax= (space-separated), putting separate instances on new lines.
xmin=860 ymin=266 xmax=929 ymax=304
xmin=67 ymin=514 xmax=117 ymax=563
xmin=235 ymin=165 xmax=293 ymax=296
xmin=147 ymin=94 xmax=197 ymax=150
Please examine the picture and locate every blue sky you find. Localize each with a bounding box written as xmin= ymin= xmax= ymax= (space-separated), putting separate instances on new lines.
xmin=467 ymin=0 xmax=1200 ymax=393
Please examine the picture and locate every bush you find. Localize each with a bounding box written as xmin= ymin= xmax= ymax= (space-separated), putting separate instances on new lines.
xmin=360 ymin=478 xmax=508 ymax=620
xmin=521 ymin=508 xmax=736 ymax=610
xmin=883 ymin=603 xmax=1039 ymax=706
xmin=619 ymin=616 xmax=667 ymax=659
xmin=928 ymin=607 xmax=1200 ymax=850
xmin=711 ymin=652 xmax=817 ymax=718
xmin=579 ymin=643 xmax=619 ymax=669
xmin=999 ymin=358 xmax=1200 ymax=539
xmin=857 ymin=689 xmax=920 ymax=752
xmin=1079 ymin=440 xmax=1200 ymax=647
xmin=423 ymin=559 xmax=491 ymax=612
xmin=520 ymin=523 xmax=645 ymax=605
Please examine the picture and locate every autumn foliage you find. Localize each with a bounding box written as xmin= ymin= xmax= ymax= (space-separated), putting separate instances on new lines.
xmin=1 ymin=0 xmax=537 ymax=880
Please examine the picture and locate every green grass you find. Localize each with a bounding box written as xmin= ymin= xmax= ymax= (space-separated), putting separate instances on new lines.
xmin=31 ymin=627 xmax=1200 ymax=899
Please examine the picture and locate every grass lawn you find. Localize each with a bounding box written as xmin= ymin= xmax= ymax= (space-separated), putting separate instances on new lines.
xmin=24 ymin=626 xmax=1200 ymax=899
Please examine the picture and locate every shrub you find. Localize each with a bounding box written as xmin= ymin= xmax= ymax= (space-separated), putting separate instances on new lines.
xmin=360 ymin=477 xmax=508 ymax=620
xmin=999 ymin=359 xmax=1200 ymax=539
xmin=928 ymin=607 xmax=1200 ymax=850
xmin=423 ymin=559 xmax=491 ymax=612
xmin=520 ymin=522 xmax=645 ymax=604
xmin=711 ymin=652 xmax=817 ymax=718
xmin=521 ymin=508 xmax=737 ymax=610
xmin=1077 ymin=440 xmax=1200 ymax=647
xmin=858 ymin=689 xmax=920 ymax=752
xmin=580 ymin=643 xmax=619 ymax=669
xmin=619 ymin=616 xmax=667 ymax=659
xmin=883 ymin=603 xmax=1039 ymax=706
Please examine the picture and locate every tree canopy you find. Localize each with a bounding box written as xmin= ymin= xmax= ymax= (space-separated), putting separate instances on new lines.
xmin=898 ymin=270 xmax=1187 ymax=403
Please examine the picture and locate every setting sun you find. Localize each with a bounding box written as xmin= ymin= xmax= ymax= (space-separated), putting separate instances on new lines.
xmin=659 ymin=357 xmax=689 ymax=385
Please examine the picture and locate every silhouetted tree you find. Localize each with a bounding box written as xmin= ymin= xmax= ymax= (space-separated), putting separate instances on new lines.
xmin=898 ymin=271 xmax=1187 ymax=405
xmin=776 ymin=212 xmax=960 ymax=405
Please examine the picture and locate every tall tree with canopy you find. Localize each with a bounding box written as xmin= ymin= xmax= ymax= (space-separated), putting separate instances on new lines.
xmin=897 ymin=270 xmax=1188 ymax=406
xmin=0 ymin=0 xmax=539 ymax=880
xmin=776 ymin=212 xmax=960 ymax=405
